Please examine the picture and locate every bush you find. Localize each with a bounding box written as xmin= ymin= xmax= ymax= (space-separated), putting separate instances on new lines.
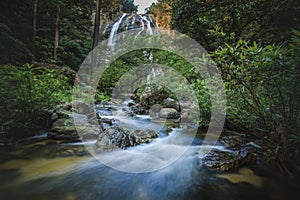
xmin=211 ymin=34 xmax=300 ymax=174
xmin=0 ymin=64 xmax=71 ymax=134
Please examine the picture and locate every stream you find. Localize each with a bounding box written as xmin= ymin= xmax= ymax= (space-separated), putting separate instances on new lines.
xmin=0 ymin=103 xmax=299 ymax=200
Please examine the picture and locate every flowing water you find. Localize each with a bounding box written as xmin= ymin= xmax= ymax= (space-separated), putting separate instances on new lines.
xmin=0 ymin=103 xmax=299 ymax=200
xmin=1 ymin=13 xmax=298 ymax=200
xmin=108 ymin=13 xmax=127 ymax=49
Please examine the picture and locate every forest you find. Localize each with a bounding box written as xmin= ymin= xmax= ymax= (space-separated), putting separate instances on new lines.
xmin=0 ymin=0 xmax=300 ymax=199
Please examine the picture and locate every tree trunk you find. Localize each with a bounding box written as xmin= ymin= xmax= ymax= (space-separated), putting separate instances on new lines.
xmin=32 ymin=0 xmax=38 ymax=60
xmin=91 ymin=0 xmax=102 ymax=71
xmin=54 ymin=1 xmax=60 ymax=61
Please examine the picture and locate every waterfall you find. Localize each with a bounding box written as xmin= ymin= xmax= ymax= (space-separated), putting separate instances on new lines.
xmin=141 ymin=16 xmax=153 ymax=35
xmin=108 ymin=13 xmax=127 ymax=49
xmin=136 ymin=15 xmax=145 ymax=37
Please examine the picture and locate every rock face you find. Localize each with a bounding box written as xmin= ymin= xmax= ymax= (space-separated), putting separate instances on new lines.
xmin=104 ymin=14 xmax=155 ymax=37
xmin=96 ymin=126 xmax=158 ymax=151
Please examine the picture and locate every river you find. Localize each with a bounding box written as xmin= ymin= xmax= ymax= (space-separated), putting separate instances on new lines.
xmin=0 ymin=104 xmax=299 ymax=200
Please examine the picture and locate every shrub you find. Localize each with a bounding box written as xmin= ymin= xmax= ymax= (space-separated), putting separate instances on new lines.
xmin=0 ymin=64 xmax=71 ymax=134
xmin=211 ymin=34 xmax=300 ymax=175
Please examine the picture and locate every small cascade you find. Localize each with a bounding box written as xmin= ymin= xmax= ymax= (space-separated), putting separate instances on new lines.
xmin=141 ymin=16 xmax=153 ymax=35
xmin=107 ymin=13 xmax=127 ymax=49
xmin=136 ymin=15 xmax=145 ymax=37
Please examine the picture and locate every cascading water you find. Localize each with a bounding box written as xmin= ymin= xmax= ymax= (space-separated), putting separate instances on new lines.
xmin=107 ymin=13 xmax=127 ymax=49
xmin=0 ymin=13 xmax=286 ymax=200
xmin=141 ymin=16 xmax=153 ymax=35
xmin=136 ymin=15 xmax=145 ymax=37
xmin=106 ymin=14 xmax=155 ymax=48
xmin=0 ymin=100 xmax=288 ymax=200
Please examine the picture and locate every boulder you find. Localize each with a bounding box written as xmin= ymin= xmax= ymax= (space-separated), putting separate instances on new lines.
xmin=140 ymin=86 xmax=169 ymax=109
xmin=202 ymin=143 xmax=258 ymax=171
xmin=162 ymin=98 xmax=180 ymax=111
xmin=95 ymin=126 xmax=158 ymax=151
xmin=130 ymin=107 xmax=149 ymax=115
xmin=149 ymin=104 xmax=163 ymax=118
xmin=96 ymin=126 xmax=136 ymax=150
xmin=159 ymin=108 xmax=180 ymax=119
xmin=49 ymin=112 xmax=100 ymax=141
xmin=132 ymin=130 xmax=158 ymax=144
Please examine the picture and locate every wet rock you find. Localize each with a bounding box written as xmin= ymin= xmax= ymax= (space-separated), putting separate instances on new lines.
xmin=49 ymin=112 xmax=100 ymax=141
xmin=202 ymin=143 xmax=257 ymax=171
xmin=95 ymin=126 xmax=158 ymax=151
xmin=130 ymin=107 xmax=149 ymax=115
xmin=132 ymin=130 xmax=158 ymax=144
xmin=159 ymin=108 xmax=180 ymax=119
xmin=126 ymin=99 xmax=136 ymax=107
xmin=99 ymin=118 xmax=114 ymax=126
xmin=174 ymin=118 xmax=180 ymax=124
xmin=96 ymin=126 xmax=136 ymax=150
xmin=220 ymin=135 xmax=245 ymax=150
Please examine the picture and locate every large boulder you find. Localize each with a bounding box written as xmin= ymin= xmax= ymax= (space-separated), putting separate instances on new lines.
xmin=132 ymin=130 xmax=158 ymax=144
xmin=159 ymin=108 xmax=180 ymax=119
xmin=96 ymin=126 xmax=136 ymax=151
xmin=202 ymin=143 xmax=258 ymax=171
xmin=48 ymin=110 xmax=100 ymax=141
xmin=162 ymin=98 xmax=180 ymax=111
xmin=139 ymin=86 xmax=169 ymax=109
xmin=95 ymin=126 xmax=158 ymax=151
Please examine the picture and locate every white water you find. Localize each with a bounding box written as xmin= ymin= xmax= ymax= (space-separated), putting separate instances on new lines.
xmin=93 ymin=102 xmax=229 ymax=173
xmin=108 ymin=13 xmax=127 ymax=49
xmin=142 ymin=16 xmax=153 ymax=35
xmin=136 ymin=15 xmax=145 ymax=37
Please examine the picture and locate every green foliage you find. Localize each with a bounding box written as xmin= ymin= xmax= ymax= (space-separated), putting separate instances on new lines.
xmin=95 ymin=92 xmax=110 ymax=103
xmin=122 ymin=0 xmax=138 ymax=13
xmin=211 ymin=35 xmax=300 ymax=172
xmin=0 ymin=0 xmax=94 ymax=69
xmin=146 ymin=0 xmax=173 ymax=29
xmin=0 ymin=64 xmax=71 ymax=133
xmin=98 ymin=49 xmax=151 ymax=95
xmin=172 ymin=0 xmax=300 ymax=50
xmin=97 ymin=49 xmax=212 ymax=125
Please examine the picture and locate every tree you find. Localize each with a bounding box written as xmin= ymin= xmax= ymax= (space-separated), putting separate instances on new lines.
xmin=146 ymin=0 xmax=174 ymax=29
xmin=172 ymin=0 xmax=300 ymax=50
xmin=122 ymin=0 xmax=138 ymax=13
xmin=0 ymin=0 xmax=95 ymax=69
xmin=211 ymin=34 xmax=300 ymax=175
xmin=32 ymin=0 xmax=38 ymax=58
xmin=54 ymin=0 xmax=61 ymax=61
xmin=92 ymin=0 xmax=102 ymax=72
